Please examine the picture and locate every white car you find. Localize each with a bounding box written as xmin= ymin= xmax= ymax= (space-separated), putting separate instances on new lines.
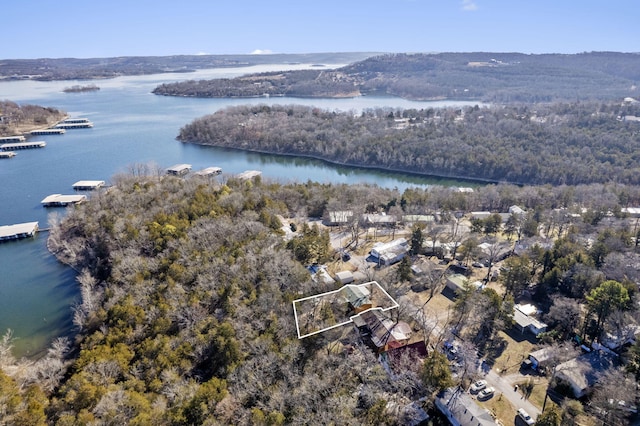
xmin=478 ymin=387 xmax=495 ymax=400
xmin=517 ymin=408 xmax=534 ymax=425
xmin=470 ymin=380 xmax=487 ymax=393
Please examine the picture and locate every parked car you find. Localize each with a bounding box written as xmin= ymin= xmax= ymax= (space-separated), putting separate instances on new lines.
xmin=470 ymin=380 xmax=487 ymax=393
xmin=478 ymin=387 xmax=495 ymax=400
xmin=517 ymin=408 xmax=534 ymax=425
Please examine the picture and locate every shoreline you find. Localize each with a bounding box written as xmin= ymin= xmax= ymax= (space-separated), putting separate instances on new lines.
xmin=182 ymin=140 xmax=510 ymax=186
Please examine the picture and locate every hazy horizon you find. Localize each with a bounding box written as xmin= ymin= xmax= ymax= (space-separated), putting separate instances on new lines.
xmin=4 ymin=0 xmax=638 ymax=60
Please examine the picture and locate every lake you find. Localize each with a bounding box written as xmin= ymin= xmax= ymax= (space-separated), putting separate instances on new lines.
xmin=0 ymin=63 xmax=483 ymax=357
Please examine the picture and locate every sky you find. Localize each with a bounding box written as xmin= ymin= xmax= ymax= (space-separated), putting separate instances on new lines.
xmin=3 ymin=0 xmax=638 ymax=59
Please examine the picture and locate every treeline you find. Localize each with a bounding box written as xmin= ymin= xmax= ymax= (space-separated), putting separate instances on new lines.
xmin=0 ymin=53 xmax=376 ymax=81
xmin=153 ymin=69 xmax=360 ymax=98
xmin=154 ymin=52 xmax=640 ymax=102
xmin=0 ymin=100 xmax=66 ymax=136
xmin=177 ymin=102 xmax=640 ymax=186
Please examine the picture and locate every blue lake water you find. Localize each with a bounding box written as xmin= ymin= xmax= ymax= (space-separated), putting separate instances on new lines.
xmin=0 ymin=63 xmax=483 ymax=357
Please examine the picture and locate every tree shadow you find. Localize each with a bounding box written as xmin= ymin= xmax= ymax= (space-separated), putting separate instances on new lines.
xmin=479 ymin=335 xmax=508 ymax=368
xmin=503 ymin=326 xmax=539 ymax=344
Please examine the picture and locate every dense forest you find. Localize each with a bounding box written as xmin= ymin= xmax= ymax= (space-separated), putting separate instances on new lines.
xmin=177 ymin=101 xmax=640 ymax=186
xmin=0 ymin=53 xmax=377 ymax=81
xmin=0 ymin=100 xmax=66 ymax=136
xmin=153 ymin=52 xmax=640 ymax=102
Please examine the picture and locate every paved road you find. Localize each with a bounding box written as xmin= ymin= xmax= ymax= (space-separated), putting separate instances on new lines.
xmin=398 ymin=293 xmax=542 ymax=422
xmin=483 ymin=369 xmax=541 ymax=420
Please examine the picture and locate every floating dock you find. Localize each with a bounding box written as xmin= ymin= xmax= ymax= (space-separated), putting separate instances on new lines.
xmin=55 ymin=122 xmax=93 ymax=129
xmin=72 ymin=180 xmax=105 ymax=190
xmin=0 ymin=222 xmax=39 ymax=241
xmin=0 ymin=152 xmax=16 ymax=159
xmin=195 ymin=166 xmax=222 ymax=176
xmin=0 ymin=141 xmax=46 ymax=150
xmin=0 ymin=135 xmax=26 ymax=143
xmin=237 ymin=170 xmax=262 ymax=180
xmin=167 ymin=164 xmax=192 ymax=176
xmin=30 ymin=128 xmax=66 ymax=135
xmin=41 ymin=194 xmax=87 ymax=207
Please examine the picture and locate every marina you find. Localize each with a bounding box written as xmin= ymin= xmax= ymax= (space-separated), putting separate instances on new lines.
xmin=0 ymin=222 xmax=39 ymax=241
xmin=41 ymin=194 xmax=87 ymax=207
xmin=72 ymin=180 xmax=106 ymax=190
xmin=0 ymin=141 xmax=46 ymax=150
xmin=30 ymin=128 xmax=66 ymax=135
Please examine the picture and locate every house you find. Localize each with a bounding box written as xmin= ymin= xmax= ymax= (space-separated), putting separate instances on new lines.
xmin=402 ymin=214 xmax=435 ymax=225
xmin=362 ymin=213 xmax=397 ymax=227
xmin=513 ymin=304 xmax=548 ymax=336
xmin=555 ymin=350 xmax=617 ymax=398
xmin=435 ymin=387 xmax=497 ymax=426
xmin=527 ymin=347 xmax=555 ymax=371
xmin=340 ymin=283 xmax=372 ymax=313
xmin=370 ymin=238 xmax=409 ymax=266
xmin=325 ymin=210 xmax=353 ymax=226
xmin=352 ymin=308 xmax=413 ymax=353
xmin=445 ymin=274 xmax=482 ymax=294
xmin=509 ymin=205 xmax=525 ymax=215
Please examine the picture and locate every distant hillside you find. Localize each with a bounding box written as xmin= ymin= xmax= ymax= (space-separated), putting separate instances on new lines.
xmin=0 ymin=52 xmax=380 ymax=81
xmin=154 ymin=52 xmax=640 ymax=102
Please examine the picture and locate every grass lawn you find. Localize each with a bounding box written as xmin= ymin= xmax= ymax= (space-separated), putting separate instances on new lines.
xmin=490 ymin=329 xmax=537 ymax=374
xmin=477 ymin=393 xmax=516 ymax=425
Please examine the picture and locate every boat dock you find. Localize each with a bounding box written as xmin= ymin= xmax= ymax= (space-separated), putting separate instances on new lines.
xmin=30 ymin=128 xmax=66 ymax=135
xmin=72 ymin=180 xmax=105 ymax=190
xmin=0 ymin=141 xmax=46 ymax=150
xmin=0 ymin=135 xmax=26 ymax=143
xmin=55 ymin=122 xmax=93 ymax=129
xmin=0 ymin=152 xmax=16 ymax=159
xmin=237 ymin=170 xmax=262 ymax=180
xmin=55 ymin=118 xmax=94 ymax=129
xmin=41 ymin=194 xmax=87 ymax=207
xmin=167 ymin=164 xmax=192 ymax=176
xmin=0 ymin=222 xmax=39 ymax=241
xmin=195 ymin=166 xmax=222 ymax=176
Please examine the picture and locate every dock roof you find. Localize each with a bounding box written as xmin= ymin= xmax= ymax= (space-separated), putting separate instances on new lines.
xmin=72 ymin=180 xmax=105 ymax=190
xmin=41 ymin=194 xmax=87 ymax=205
xmin=0 ymin=222 xmax=38 ymax=239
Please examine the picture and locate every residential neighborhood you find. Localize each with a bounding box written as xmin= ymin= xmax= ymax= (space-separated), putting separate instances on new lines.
xmin=286 ymin=197 xmax=640 ymax=425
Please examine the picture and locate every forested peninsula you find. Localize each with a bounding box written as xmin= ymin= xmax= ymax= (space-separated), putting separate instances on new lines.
xmin=153 ymin=52 xmax=640 ymax=102
xmin=177 ymin=101 xmax=640 ymax=186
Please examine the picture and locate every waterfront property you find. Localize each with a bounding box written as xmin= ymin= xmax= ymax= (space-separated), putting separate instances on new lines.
xmin=167 ymin=164 xmax=192 ymax=176
xmin=0 ymin=141 xmax=46 ymax=150
xmin=41 ymin=194 xmax=87 ymax=207
xmin=72 ymin=180 xmax=105 ymax=190
xmin=0 ymin=222 xmax=38 ymax=241
xmin=30 ymin=128 xmax=66 ymax=135
xmin=194 ymin=166 xmax=222 ymax=176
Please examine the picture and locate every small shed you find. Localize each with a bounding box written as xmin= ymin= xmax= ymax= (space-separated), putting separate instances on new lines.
xmin=335 ymin=270 xmax=354 ymax=285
